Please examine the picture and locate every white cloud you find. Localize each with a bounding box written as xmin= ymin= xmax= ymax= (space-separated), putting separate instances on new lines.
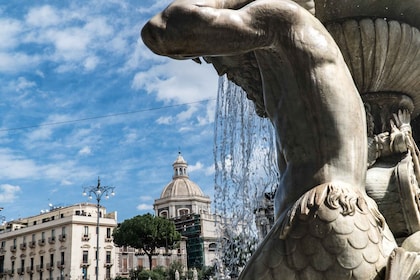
xmin=0 ymin=19 xmax=22 ymax=50
xmin=137 ymin=203 xmax=153 ymax=211
xmin=156 ymin=116 xmax=173 ymax=125
xmin=0 ymin=52 xmax=41 ymax=73
xmin=0 ymin=149 xmax=39 ymax=179
xmin=139 ymin=195 xmax=152 ymax=201
xmin=132 ymin=60 xmax=218 ymax=103
xmin=25 ymin=5 xmax=61 ymax=27
xmin=188 ymin=161 xmax=203 ymax=173
xmin=78 ymin=146 xmax=92 ymax=156
xmin=205 ymin=164 xmax=215 ymax=176
xmin=0 ymin=184 xmax=21 ymax=203
xmin=15 ymin=77 xmax=36 ymax=92
xmin=83 ymin=56 xmax=100 ymax=71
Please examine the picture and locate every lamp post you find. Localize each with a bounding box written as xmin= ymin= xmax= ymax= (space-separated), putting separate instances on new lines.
xmin=82 ymin=177 xmax=115 ymax=280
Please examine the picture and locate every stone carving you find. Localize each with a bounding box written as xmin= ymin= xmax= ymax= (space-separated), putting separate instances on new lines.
xmin=141 ymin=0 xmax=420 ymax=278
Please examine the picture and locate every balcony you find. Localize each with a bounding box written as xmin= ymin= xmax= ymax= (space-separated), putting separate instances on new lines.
xmin=56 ymin=261 xmax=65 ymax=270
xmin=58 ymin=234 xmax=66 ymax=242
xmin=46 ymin=263 xmax=54 ymax=271
xmin=20 ymin=243 xmax=27 ymax=250
xmin=48 ymin=236 xmax=56 ymax=244
xmin=80 ymin=260 xmax=90 ymax=267
xmin=36 ymin=265 xmax=44 ymax=272
xmin=81 ymin=234 xmax=90 ymax=241
xmin=104 ymin=259 xmax=113 ymax=267
xmin=28 ymin=241 xmax=36 ymax=248
xmin=0 ymin=247 xmax=6 ymax=254
xmin=6 ymin=269 xmax=14 ymax=276
xmin=9 ymin=245 xmax=16 ymax=253
xmin=38 ymin=239 xmax=46 ymax=246
xmin=17 ymin=267 xmax=25 ymax=275
xmin=105 ymin=237 xmax=113 ymax=242
xmin=26 ymin=266 xmax=34 ymax=274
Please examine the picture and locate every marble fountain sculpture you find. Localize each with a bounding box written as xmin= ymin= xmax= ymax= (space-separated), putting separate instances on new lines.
xmin=141 ymin=0 xmax=420 ymax=279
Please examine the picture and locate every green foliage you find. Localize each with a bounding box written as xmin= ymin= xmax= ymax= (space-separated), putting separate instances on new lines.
xmin=137 ymin=270 xmax=165 ymax=280
xmin=113 ymin=213 xmax=181 ymax=252
xmin=113 ymin=213 xmax=181 ymax=270
xmin=201 ymin=265 xmax=217 ymax=280
xmin=168 ymin=261 xmax=184 ymax=280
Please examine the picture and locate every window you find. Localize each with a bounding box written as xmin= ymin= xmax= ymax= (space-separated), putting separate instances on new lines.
xmin=30 ymin=257 xmax=34 ymax=270
xmin=82 ymin=251 xmax=88 ymax=263
xmin=106 ymin=228 xmax=111 ymax=238
xmin=106 ymin=251 xmax=111 ymax=263
xmin=31 ymin=234 xmax=35 ymax=242
xmin=84 ymin=226 xmax=89 ymax=236
xmin=41 ymin=232 xmax=45 ymax=241
xmin=51 ymin=229 xmax=55 ymax=238
xmin=209 ymin=243 xmax=217 ymax=252
xmin=178 ymin=208 xmax=189 ymax=216
xmin=60 ymin=252 xmax=65 ymax=265
xmin=1 ymin=241 xmax=5 ymax=248
xmin=0 ymin=256 xmax=4 ymax=273
xmin=40 ymin=256 xmax=44 ymax=268
xmin=160 ymin=210 xmax=168 ymax=218
xmin=106 ymin=267 xmax=111 ymax=279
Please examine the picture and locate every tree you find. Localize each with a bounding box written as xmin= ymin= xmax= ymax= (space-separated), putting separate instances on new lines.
xmin=113 ymin=213 xmax=181 ymax=270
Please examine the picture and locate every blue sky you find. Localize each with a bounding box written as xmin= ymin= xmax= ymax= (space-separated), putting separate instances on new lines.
xmin=0 ymin=0 xmax=219 ymax=222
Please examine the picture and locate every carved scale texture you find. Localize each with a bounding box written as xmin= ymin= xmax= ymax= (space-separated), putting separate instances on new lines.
xmin=239 ymin=183 xmax=396 ymax=280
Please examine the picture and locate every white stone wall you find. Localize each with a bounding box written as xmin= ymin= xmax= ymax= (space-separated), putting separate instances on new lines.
xmin=0 ymin=203 xmax=117 ymax=280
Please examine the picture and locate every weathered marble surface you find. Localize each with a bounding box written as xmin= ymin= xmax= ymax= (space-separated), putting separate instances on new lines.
xmin=142 ymin=0 xmax=420 ymax=278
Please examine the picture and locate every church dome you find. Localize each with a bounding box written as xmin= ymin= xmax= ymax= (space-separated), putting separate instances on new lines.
xmin=160 ymin=152 xmax=206 ymax=199
xmin=160 ymin=178 xmax=205 ymax=198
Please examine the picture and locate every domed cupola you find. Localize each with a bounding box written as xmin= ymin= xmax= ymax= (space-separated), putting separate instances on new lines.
xmin=172 ymin=152 xmax=188 ymax=179
xmin=154 ymin=152 xmax=211 ymax=218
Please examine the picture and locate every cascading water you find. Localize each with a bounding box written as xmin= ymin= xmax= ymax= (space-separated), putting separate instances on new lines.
xmin=213 ymin=76 xmax=279 ymax=276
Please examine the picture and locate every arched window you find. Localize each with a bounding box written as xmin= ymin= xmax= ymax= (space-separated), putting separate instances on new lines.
xmin=208 ymin=243 xmax=217 ymax=252
xmin=160 ymin=210 xmax=168 ymax=218
xmin=178 ymin=208 xmax=189 ymax=216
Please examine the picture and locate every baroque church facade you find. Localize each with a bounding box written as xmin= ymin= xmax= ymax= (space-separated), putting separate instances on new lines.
xmin=117 ymin=153 xmax=222 ymax=276
xmin=154 ymin=152 xmax=220 ymax=269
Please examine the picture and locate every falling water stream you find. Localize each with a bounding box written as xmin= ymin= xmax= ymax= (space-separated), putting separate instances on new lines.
xmin=213 ymin=76 xmax=279 ymax=275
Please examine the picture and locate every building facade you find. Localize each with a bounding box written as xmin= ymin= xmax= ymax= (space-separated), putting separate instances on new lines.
xmin=0 ymin=203 xmax=117 ymax=280
xmin=154 ymin=153 xmax=220 ymax=269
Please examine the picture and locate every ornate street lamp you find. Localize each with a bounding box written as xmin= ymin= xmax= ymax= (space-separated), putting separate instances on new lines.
xmin=82 ymin=177 xmax=115 ymax=280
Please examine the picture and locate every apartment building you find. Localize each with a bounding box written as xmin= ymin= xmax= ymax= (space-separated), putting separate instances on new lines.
xmin=0 ymin=203 xmax=117 ymax=280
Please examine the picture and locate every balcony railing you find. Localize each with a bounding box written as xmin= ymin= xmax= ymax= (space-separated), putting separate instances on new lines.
xmin=104 ymin=259 xmax=113 ymax=267
xmin=9 ymin=245 xmax=16 ymax=252
xmin=105 ymin=237 xmax=113 ymax=242
xmin=38 ymin=239 xmax=46 ymax=246
xmin=28 ymin=241 xmax=36 ymax=248
xmin=56 ymin=261 xmax=65 ymax=270
xmin=48 ymin=236 xmax=56 ymax=244
xmin=20 ymin=243 xmax=27 ymax=250
xmin=26 ymin=266 xmax=35 ymax=274
xmin=36 ymin=265 xmax=44 ymax=272
xmin=17 ymin=267 xmax=24 ymax=275
xmin=46 ymin=263 xmax=54 ymax=271
xmin=58 ymin=234 xmax=66 ymax=242
xmin=80 ymin=260 xmax=90 ymax=267
xmin=81 ymin=234 xmax=90 ymax=241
